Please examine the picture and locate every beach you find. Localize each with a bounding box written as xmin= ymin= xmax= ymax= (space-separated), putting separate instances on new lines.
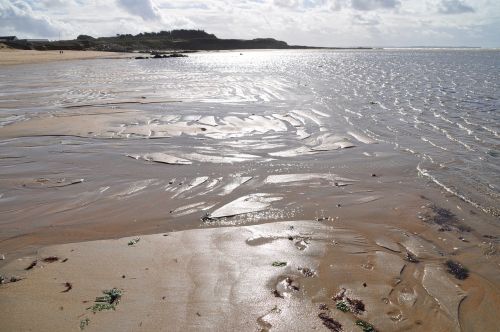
xmin=0 ymin=48 xmax=132 ymax=66
xmin=0 ymin=49 xmax=499 ymax=331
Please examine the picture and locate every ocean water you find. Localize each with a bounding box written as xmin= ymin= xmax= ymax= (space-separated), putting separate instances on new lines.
xmin=0 ymin=49 xmax=498 ymax=217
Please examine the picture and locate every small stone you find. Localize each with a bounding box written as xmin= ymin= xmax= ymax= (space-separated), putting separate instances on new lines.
xmin=371 ymin=173 xmax=377 ymax=177
xmin=0 ymin=254 xmax=5 ymax=260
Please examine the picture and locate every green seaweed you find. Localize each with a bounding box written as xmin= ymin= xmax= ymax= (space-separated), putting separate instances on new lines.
xmin=272 ymin=261 xmax=287 ymax=267
xmin=356 ymin=319 xmax=377 ymax=332
xmin=335 ymin=301 xmax=350 ymax=312
xmin=79 ymin=318 xmax=90 ymax=330
xmin=87 ymin=288 xmax=122 ymax=313
xmin=88 ymin=303 xmax=116 ymax=313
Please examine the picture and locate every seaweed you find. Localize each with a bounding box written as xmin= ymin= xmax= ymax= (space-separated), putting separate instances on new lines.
xmin=272 ymin=261 xmax=287 ymax=267
xmin=0 ymin=275 xmax=21 ymax=284
xmin=79 ymin=318 xmax=90 ymax=330
xmin=346 ymin=298 xmax=365 ymax=314
xmin=88 ymin=303 xmax=115 ymax=312
xmin=420 ymin=205 xmax=472 ymax=232
xmin=318 ymin=303 xmax=329 ymax=310
xmin=333 ymin=288 xmax=365 ymax=314
xmin=62 ymin=282 xmax=73 ymax=293
xmin=318 ymin=313 xmax=342 ymax=332
xmin=87 ymin=288 xmax=122 ymax=313
xmin=43 ymin=256 xmax=59 ymax=263
xmin=25 ymin=260 xmax=37 ymax=270
xmin=445 ymin=260 xmax=469 ymax=280
xmin=332 ymin=288 xmax=346 ymax=301
xmin=356 ymin=319 xmax=377 ymax=332
xmin=336 ymin=301 xmax=350 ymax=312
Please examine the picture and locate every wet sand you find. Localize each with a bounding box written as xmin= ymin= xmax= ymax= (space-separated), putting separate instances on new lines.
xmin=1 ymin=208 xmax=498 ymax=331
xmin=0 ymin=49 xmax=132 ymax=66
xmin=0 ymin=53 xmax=499 ymax=331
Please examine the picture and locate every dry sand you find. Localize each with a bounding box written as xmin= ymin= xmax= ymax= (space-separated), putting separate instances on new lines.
xmin=0 ymin=49 xmax=132 ymax=66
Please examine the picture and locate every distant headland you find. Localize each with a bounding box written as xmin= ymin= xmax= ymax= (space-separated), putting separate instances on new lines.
xmin=1 ymin=29 xmax=371 ymax=52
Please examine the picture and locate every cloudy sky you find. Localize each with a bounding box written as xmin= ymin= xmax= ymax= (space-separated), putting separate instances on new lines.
xmin=0 ymin=0 xmax=499 ymax=47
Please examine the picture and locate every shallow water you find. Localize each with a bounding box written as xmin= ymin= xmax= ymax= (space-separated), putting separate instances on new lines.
xmin=0 ymin=50 xmax=500 ymax=248
xmin=0 ymin=50 xmax=500 ymax=215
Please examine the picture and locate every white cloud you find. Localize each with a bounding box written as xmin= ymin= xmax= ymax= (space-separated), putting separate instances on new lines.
xmin=116 ymin=0 xmax=162 ymax=20
xmin=0 ymin=0 xmax=498 ymax=47
xmin=0 ymin=0 xmax=63 ymax=38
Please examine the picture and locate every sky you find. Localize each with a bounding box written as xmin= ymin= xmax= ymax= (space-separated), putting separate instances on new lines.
xmin=0 ymin=0 xmax=499 ymax=47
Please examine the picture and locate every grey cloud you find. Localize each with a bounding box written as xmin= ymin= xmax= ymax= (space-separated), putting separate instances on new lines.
xmin=351 ymin=0 xmax=400 ymax=11
xmin=352 ymin=14 xmax=379 ymax=25
xmin=116 ymin=0 xmax=162 ymax=20
xmin=273 ymin=0 xmax=301 ymax=8
xmin=0 ymin=0 xmax=61 ymax=37
xmin=273 ymin=0 xmax=329 ymax=9
xmin=438 ymin=0 xmax=474 ymax=14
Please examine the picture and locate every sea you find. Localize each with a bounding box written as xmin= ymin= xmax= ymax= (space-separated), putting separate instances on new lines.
xmin=0 ymin=49 xmax=499 ymax=218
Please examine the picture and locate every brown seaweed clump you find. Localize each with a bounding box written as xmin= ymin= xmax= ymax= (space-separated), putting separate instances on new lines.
xmin=419 ymin=205 xmax=471 ymax=232
xmin=445 ymin=260 xmax=469 ymax=280
xmin=332 ymin=288 xmax=366 ymax=314
xmin=318 ymin=312 xmax=342 ymax=332
xmin=42 ymin=256 xmax=59 ymax=263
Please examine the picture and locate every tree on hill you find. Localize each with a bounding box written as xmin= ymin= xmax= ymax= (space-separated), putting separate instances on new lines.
xmin=77 ymin=35 xmax=95 ymax=40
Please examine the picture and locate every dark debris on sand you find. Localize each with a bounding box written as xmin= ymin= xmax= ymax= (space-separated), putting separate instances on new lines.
xmin=318 ymin=312 xmax=342 ymax=332
xmin=445 ymin=260 xmax=469 ymax=280
xmin=272 ymin=289 xmax=284 ymax=298
xmin=62 ymin=282 xmax=73 ymax=293
xmin=0 ymin=275 xmax=23 ymax=284
xmin=419 ymin=205 xmax=472 ymax=232
xmin=318 ymin=303 xmax=329 ymax=310
xmin=25 ymin=260 xmax=37 ymax=270
xmin=298 ymin=267 xmax=316 ymax=277
xmin=404 ymin=251 xmax=419 ymax=263
xmin=43 ymin=256 xmax=59 ymax=263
